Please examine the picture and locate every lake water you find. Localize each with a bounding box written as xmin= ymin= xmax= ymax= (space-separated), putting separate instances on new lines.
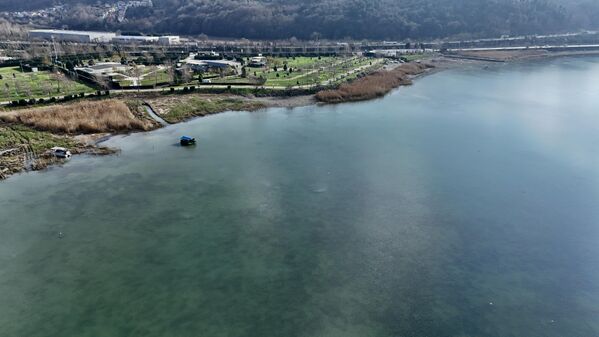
xmin=1 ymin=57 xmax=599 ymax=337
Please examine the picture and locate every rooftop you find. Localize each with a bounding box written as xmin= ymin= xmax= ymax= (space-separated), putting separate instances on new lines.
xmin=30 ymin=29 xmax=116 ymax=36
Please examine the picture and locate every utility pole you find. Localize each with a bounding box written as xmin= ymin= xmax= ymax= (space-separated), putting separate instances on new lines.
xmin=51 ymin=36 xmax=59 ymax=65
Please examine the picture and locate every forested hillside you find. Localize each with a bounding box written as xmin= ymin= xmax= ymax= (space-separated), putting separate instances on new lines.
xmin=2 ymin=0 xmax=599 ymax=40
xmin=0 ymin=0 xmax=101 ymax=11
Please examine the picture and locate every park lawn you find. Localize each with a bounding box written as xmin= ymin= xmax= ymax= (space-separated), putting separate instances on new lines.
xmin=277 ymin=56 xmax=335 ymax=68
xmin=0 ymin=67 xmax=94 ymax=102
xmin=140 ymin=69 xmax=171 ymax=86
xmin=255 ymin=56 xmax=379 ymax=86
xmin=117 ymin=79 xmax=134 ymax=87
xmin=177 ymin=56 xmax=383 ymax=88
xmin=251 ymin=56 xmax=338 ymax=78
xmin=261 ymin=57 xmax=377 ymax=86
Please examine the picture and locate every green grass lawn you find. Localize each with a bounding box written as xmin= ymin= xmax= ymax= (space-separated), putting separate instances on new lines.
xmin=140 ymin=69 xmax=170 ymax=86
xmin=209 ymin=56 xmax=382 ymax=87
xmin=0 ymin=67 xmax=94 ymax=101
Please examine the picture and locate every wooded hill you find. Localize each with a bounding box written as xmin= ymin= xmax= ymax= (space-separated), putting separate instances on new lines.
xmin=2 ymin=0 xmax=599 ymax=40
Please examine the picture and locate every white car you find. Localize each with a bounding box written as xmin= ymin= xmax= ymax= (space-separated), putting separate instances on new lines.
xmin=51 ymin=147 xmax=72 ymax=159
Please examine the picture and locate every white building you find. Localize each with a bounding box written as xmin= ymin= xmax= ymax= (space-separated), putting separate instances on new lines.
xmin=184 ymin=58 xmax=241 ymax=73
xmin=112 ymin=35 xmax=160 ymax=44
xmin=248 ymin=55 xmax=267 ymax=67
xmin=75 ymin=62 xmax=129 ymax=76
xmin=112 ymin=35 xmax=179 ymax=45
xmin=29 ymin=29 xmax=180 ymax=45
xmin=158 ymin=36 xmax=180 ymax=45
xmin=29 ymin=29 xmax=116 ymax=43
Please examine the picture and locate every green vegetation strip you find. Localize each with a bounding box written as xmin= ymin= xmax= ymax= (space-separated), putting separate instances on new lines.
xmin=163 ymin=97 xmax=266 ymax=123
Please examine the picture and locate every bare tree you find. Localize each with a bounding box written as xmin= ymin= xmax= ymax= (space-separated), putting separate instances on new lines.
xmin=181 ymin=67 xmax=193 ymax=84
xmin=3 ymin=83 xmax=10 ymax=99
xmin=96 ymin=75 xmax=111 ymax=90
xmin=41 ymin=81 xmax=52 ymax=96
xmin=51 ymin=72 xmax=67 ymax=94
xmin=130 ymin=65 xmax=143 ymax=92
xmin=165 ymin=61 xmax=175 ymax=85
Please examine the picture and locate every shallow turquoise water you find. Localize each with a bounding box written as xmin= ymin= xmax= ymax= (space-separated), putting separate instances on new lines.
xmin=1 ymin=57 xmax=599 ymax=337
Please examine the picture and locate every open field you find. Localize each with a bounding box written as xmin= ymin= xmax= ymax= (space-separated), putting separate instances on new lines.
xmin=210 ymin=56 xmax=383 ymax=87
xmin=0 ymin=67 xmax=94 ymax=102
xmin=0 ymin=100 xmax=157 ymax=133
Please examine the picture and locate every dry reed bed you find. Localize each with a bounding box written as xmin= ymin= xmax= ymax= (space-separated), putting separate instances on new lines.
xmin=316 ymin=63 xmax=432 ymax=103
xmin=0 ymin=100 xmax=155 ymax=134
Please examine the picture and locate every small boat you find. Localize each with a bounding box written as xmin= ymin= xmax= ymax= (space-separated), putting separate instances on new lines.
xmin=51 ymin=147 xmax=72 ymax=159
xmin=180 ymin=136 xmax=196 ymax=146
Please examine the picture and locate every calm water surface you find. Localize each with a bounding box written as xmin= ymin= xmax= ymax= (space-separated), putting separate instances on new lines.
xmin=1 ymin=57 xmax=599 ymax=337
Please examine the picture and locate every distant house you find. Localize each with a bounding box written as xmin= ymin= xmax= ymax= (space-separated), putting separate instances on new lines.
xmin=248 ymin=55 xmax=267 ymax=67
xmin=22 ymin=64 xmax=39 ymax=72
xmin=29 ymin=29 xmax=179 ymax=45
xmin=184 ymin=58 xmax=241 ymax=73
xmin=75 ymin=62 xmax=129 ymax=76
xmin=158 ymin=36 xmax=180 ymax=45
xmin=112 ymin=35 xmax=179 ymax=45
xmin=29 ymin=29 xmax=116 ymax=43
xmin=112 ymin=35 xmax=160 ymax=44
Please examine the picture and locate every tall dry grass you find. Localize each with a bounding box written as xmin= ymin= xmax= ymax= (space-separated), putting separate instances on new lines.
xmin=0 ymin=100 xmax=154 ymax=134
xmin=316 ymin=63 xmax=431 ymax=103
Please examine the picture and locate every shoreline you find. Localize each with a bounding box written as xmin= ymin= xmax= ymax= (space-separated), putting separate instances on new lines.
xmin=1 ymin=51 xmax=595 ymax=181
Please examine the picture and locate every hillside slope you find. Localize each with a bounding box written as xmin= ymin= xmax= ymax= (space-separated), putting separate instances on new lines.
xmin=3 ymin=0 xmax=598 ymax=40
